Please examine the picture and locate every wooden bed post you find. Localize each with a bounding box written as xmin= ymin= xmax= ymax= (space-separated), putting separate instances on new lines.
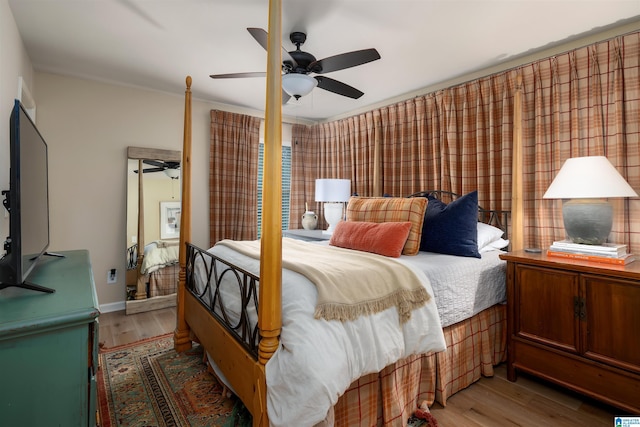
xmin=134 ymin=159 xmax=146 ymax=299
xmin=253 ymin=0 xmax=283 ymax=424
xmin=373 ymin=133 xmax=382 ymax=196
xmin=174 ymin=76 xmax=193 ymax=352
xmin=258 ymin=0 xmax=283 ymax=365
xmin=511 ymin=74 xmax=524 ymax=251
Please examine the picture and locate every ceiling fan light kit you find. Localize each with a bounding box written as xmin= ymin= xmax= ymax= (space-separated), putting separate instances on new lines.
xmin=164 ymin=168 xmax=180 ymax=179
xmin=210 ymin=28 xmax=380 ymax=102
xmin=282 ymin=74 xmax=318 ymax=99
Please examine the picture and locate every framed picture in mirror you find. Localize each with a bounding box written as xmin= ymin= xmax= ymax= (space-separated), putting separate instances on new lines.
xmin=160 ymin=201 xmax=181 ymax=239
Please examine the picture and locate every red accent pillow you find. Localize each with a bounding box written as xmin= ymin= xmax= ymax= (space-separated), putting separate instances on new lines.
xmin=329 ymin=221 xmax=413 ymax=258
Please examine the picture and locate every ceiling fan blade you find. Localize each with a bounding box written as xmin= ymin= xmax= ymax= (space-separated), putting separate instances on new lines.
xmin=311 ymin=48 xmax=380 ymax=74
xmin=115 ymin=0 xmax=163 ymax=29
xmin=247 ymin=27 xmax=297 ymax=67
xmin=315 ymin=76 xmax=364 ymax=99
xmin=139 ymin=167 xmax=164 ymax=173
xmin=210 ymin=72 xmax=266 ymax=79
xmin=143 ymin=159 xmax=165 ymax=168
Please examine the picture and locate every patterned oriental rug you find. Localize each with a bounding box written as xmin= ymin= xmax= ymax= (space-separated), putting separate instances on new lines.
xmin=98 ymin=334 xmax=439 ymax=427
xmin=97 ymin=334 xmax=251 ymax=427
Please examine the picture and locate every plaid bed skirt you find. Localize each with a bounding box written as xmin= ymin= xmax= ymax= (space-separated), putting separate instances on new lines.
xmin=148 ymin=264 xmax=180 ymax=297
xmin=333 ymin=303 xmax=506 ymax=426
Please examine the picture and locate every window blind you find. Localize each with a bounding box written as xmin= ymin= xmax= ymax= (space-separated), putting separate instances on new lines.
xmin=257 ymin=144 xmax=291 ymax=238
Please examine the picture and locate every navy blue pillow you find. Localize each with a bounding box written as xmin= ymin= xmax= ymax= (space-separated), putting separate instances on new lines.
xmin=419 ymin=191 xmax=480 ymax=258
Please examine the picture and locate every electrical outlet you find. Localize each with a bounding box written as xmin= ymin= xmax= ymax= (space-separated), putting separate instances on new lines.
xmin=107 ymin=268 xmax=117 ymax=284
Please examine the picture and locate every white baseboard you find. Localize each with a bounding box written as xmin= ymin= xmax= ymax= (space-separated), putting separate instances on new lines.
xmin=99 ymin=300 xmax=126 ymax=313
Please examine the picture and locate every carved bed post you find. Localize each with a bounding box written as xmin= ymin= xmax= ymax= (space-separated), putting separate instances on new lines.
xmin=511 ymin=74 xmax=524 ymax=250
xmin=373 ymin=132 xmax=382 ymax=196
xmin=174 ymin=76 xmax=192 ymax=352
xmin=252 ymin=3 xmax=283 ymax=423
xmin=134 ymin=159 xmax=146 ymax=299
xmin=258 ymin=0 xmax=283 ymax=368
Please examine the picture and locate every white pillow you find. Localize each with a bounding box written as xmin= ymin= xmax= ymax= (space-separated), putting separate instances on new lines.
xmin=477 ymin=222 xmax=505 ymax=250
xmin=479 ymin=238 xmax=510 ymax=253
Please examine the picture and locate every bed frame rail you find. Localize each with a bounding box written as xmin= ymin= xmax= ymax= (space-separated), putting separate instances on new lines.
xmin=186 ymin=243 xmax=260 ymax=359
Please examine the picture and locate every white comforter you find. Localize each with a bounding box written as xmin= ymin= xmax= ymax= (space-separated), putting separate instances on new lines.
xmin=201 ymin=241 xmax=447 ymax=427
xmin=141 ymin=240 xmax=179 ymax=274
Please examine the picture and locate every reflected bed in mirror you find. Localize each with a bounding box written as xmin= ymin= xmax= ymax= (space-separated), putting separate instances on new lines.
xmin=126 ymin=146 xmax=181 ymax=315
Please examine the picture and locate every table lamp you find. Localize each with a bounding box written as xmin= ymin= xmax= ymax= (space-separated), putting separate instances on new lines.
xmin=315 ymin=179 xmax=351 ymax=235
xmin=543 ymin=156 xmax=638 ymax=245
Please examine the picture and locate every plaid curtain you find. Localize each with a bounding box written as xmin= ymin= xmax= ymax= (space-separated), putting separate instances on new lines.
xmin=290 ymin=31 xmax=640 ymax=251
xmin=378 ymin=77 xmax=513 ymax=211
xmin=209 ymin=110 xmax=261 ymax=245
xmin=290 ymin=78 xmax=513 ymax=223
xmin=522 ymin=33 xmax=640 ymax=250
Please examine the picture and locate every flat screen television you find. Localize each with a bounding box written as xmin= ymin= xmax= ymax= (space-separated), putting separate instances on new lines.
xmin=0 ymin=100 xmax=58 ymax=293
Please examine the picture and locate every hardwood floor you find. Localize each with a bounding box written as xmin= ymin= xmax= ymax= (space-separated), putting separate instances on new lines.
xmin=98 ymin=306 xmax=176 ymax=348
xmin=429 ymin=365 xmax=620 ymax=426
xmin=98 ymin=307 xmax=623 ymax=426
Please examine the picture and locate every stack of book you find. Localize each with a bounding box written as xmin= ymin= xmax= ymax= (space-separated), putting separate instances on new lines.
xmin=547 ymin=240 xmax=635 ymax=265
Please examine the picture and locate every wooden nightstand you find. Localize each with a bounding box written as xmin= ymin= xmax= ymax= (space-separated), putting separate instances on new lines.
xmin=500 ymin=250 xmax=640 ymax=414
xmin=283 ymin=229 xmax=330 ymax=242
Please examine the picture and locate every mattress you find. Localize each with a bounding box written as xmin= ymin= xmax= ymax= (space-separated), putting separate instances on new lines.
xmin=399 ymin=250 xmax=506 ymax=327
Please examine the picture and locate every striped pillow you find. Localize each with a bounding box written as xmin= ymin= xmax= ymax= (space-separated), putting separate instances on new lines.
xmin=346 ymin=196 xmax=428 ymax=255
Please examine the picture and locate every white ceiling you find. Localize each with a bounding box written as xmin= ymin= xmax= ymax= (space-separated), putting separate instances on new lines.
xmin=9 ymin=0 xmax=640 ymax=121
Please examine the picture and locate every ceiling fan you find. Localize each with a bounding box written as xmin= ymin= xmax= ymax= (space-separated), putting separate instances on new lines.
xmin=210 ymin=28 xmax=381 ymax=103
xmin=134 ymin=160 xmax=180 ymax=179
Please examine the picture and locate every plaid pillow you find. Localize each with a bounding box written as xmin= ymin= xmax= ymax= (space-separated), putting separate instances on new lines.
xmin=346 ymin=196 xmax=428 ymax=255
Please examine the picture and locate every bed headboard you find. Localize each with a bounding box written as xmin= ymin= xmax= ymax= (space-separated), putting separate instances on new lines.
xmin=408 ymin=190 xmax=510 ymax=239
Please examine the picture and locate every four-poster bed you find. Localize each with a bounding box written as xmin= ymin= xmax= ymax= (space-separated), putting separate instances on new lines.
xmin=174 ymin=83 xmax=514 ymax=426
xmin=174 ymin=3 xmax=521 ymax=426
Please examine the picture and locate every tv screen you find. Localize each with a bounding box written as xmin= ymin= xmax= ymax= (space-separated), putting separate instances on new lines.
xmin=0 ymin=100 xmax=53 ymax=293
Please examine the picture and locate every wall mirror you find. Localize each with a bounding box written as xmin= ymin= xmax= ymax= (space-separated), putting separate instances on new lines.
xmin=125 ymin=146 xmax=181 ymax=314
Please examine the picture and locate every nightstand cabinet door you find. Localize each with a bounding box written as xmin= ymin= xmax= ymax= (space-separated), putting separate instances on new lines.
xmin=514 ymin=265 xmax=580 ymax=353
xmin=583 ymin=274 xmax=640 ymax=374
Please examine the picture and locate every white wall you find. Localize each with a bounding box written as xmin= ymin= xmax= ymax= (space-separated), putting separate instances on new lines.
xmin=33 ymin=73 xmax=217 ymax=308
xmin=0 ymin=0 xmax=34 ymax=242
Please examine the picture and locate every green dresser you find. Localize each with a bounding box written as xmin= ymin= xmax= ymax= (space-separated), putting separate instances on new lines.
xmin=0 ymin=250 xmax=99 ymax=427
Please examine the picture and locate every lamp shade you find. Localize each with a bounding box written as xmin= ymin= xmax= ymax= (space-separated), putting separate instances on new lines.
xmin=315 ymin=179 xmax=351 ymax=202
xmin=543 ymin=156 xmax=638 ymax=199
xmin=282 ymin=73 xmax=317 ymax=99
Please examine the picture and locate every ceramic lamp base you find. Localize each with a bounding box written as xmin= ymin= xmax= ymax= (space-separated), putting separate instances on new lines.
xmin=562 ymin=198 xmax=613 ymax=245
xmin=323 ymin=202 xmax=344 ymax=235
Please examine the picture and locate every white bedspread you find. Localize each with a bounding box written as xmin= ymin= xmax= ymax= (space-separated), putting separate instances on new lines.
xmin=400 ymin=250 xmax=507 ymax=327
xmin=141 ymin=240 xmax=179 ymax=274
xmin=200 ymin=241 xmax=446 ymax=427
xmin=313 ymin=241 xmax=507 ymax=328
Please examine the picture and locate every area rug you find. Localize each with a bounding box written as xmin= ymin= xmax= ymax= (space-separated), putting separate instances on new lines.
xmin=97 ymin=334 xmax=251 ymax=427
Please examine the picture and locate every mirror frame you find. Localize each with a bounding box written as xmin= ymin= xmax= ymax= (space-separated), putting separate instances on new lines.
xmin=125 ymin=146 xmax=181 ymax=314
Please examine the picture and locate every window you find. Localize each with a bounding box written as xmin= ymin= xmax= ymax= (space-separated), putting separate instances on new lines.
xmin=257 ymin=143 xmax=291 ymax=238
